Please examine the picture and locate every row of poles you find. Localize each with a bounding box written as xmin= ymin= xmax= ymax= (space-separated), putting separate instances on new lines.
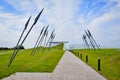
xmin=82 ymin=29 xmax=100 ymax=51
xmin=82 ymin=30 xmax=101 ymax=71
xmin=77 ymin=53 xmax=101 ymax=71
xmin=8 ymin=8 xmax=55 ymax=67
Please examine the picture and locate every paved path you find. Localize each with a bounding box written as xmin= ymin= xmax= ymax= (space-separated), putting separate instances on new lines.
xmin=51 ymin=51 xmax=107 ymax=80
xmin=3 ymin=51 xmax=107 ymax=80
xmin=3 ymin=73 xmax=51 ymax=80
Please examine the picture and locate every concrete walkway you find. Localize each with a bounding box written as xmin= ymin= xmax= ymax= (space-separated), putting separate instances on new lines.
xmin=3 ymin=51 xmax=107 ymax=80
xmin=3 ymin=73 xmax=52 ymax=80
xmin=51 ymin=51 xmax=107 ymax=80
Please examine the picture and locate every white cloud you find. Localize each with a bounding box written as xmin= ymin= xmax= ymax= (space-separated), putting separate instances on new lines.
xmin=84 ymin=1 xmax=120 ymax=48
xmin=0 ymin=0 xmax=120 ymax=48
xmin=7 ymin=0 xmax=36 ymax=13
xmin=0 ymin=12 xmax=39 ymax=48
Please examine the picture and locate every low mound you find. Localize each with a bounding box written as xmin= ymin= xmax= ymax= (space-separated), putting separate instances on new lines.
xmin=0 ymin=43 xmax=64 ymax=79
xmin=71 ymin=49 xmax=120 ymax=80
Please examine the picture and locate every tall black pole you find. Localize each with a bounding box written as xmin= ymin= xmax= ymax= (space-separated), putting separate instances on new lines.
xmin=8 ymin=8 xmax=44 ymax=67
xmin=83 ymin=34 xmax=90 ymax=49
xmin=45 ymin=29 xmax=55 ymax=46
xmin=32 ymin=25 xmax=49 ymax=55
xmin=42 ymin=30 xmax=48 ymax=54
xmin=85 ymin=30 xmax=96 ymax=50
xmin=31 ymin=26 xmax=45 ymax=55
xmin=48 ymin=33 xmax=56 ymax=51
xmin=87 ymin=29 xmax=100 ymax=50
xmin=37 ymin=25 xmax=49 ymax=53
xmin=9 ymin=16 xmax=31 ymax=65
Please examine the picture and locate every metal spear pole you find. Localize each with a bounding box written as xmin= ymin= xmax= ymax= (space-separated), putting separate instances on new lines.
xmin=9 ymin=16 xmax=31 ymax=63
xmin=31 ymin=26 xmax=45 ymax=55
xmin=87 ymin=29 xmax=100 ymax=50
xmin=8 ymin=8 xmax=44 ymax=67
xmin=85 ymin=30 xmax=96 ymax=50
xmin=32 ymin=25 xmax=49 ymax=55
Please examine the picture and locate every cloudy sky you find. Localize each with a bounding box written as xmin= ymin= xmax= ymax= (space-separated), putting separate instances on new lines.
xmin=0 ymin=0 xmax=120 ymax=48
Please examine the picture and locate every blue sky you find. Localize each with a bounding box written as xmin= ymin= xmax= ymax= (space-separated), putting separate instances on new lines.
xmin=0 ymin=0 xmax=120 ymax=48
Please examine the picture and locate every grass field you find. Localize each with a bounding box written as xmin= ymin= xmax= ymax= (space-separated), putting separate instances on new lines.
xmin=0 ymin=50 xmax=13 ymax=54
xmin=70 ymin=48 xmax=120 ymax=80
xmin=0 ymin=44 xmax=64 ymax=79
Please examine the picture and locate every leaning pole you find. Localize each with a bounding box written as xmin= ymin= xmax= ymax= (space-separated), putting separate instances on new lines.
xmin=8 ymin=8 xmax=44 ymax=67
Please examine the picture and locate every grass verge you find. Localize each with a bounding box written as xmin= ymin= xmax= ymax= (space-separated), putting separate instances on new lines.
xmin=0 ymin=44 xmax=64 ymax=79
xmin=70 ymin=48 xmax=120 ymax=80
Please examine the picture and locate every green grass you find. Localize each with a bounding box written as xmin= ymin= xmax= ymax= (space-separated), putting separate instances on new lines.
xmin=70 ymin=48 xmax=120 ymax=80
xmin=0 ymin=50 xmax=12 ymax=53
xmin=0 ymin=44 xmax=64 ymax=79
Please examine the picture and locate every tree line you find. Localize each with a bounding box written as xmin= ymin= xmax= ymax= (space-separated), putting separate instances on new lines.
xmin=0 ymin=45 xmax=25 ymax=50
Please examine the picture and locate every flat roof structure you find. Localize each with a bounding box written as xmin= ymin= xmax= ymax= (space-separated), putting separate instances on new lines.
xmin=49 ymin=41 xmax=68 ymax=44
